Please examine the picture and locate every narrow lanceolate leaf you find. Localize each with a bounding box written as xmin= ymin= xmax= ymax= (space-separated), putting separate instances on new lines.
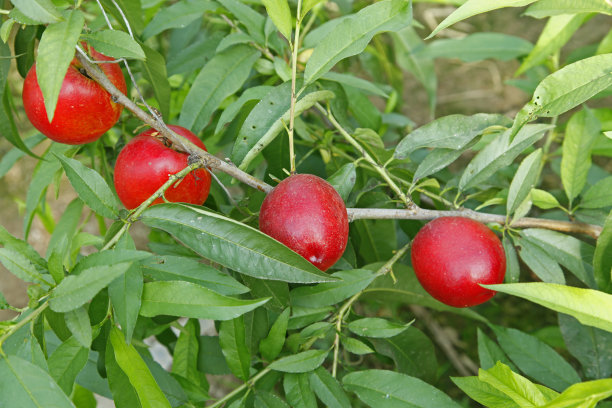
xmin=284 ymin=373 xmax=318 ymax=408
xmin=594 ymin=211 xmax=612 ymax=293
xmin=219 ymin=317 xmax=251 ymax=381
xmin=290 ymin=269 xmax=375 ymax=308
xmin=262 ymin=0 xmax=292 ymax=40
xmin=309 ymin=367 xmax=351 ymax=408
xmin=140 ymin=281 xmax=269 ymax=320
xmin=348 ymin=317 xmax=412 ymax=338
xmin=459 ymin=124 xmax=551 ymax=191
xmin=516 ymin=14 xmax=591 ymax=76
xmin=327 ymin=163 xmax=357 ymax=202
xmin=492 ymin=326 xmax=581 ymax=392
xmin=451 ymin=376 xmax=520 ymax=408
xmin=56 ymin=155 xmax=119 ymax=219
xmin=109 ymin=327 xmax=172 ymax=408
xmin=485 ymin=282 xmax=612 ymax=333
xmin=269 ymin=349 xmax=329 ymax=373
xmin=477 ymin=328 xmax=516 ymax=371
xmin=478 ymin=361 xmax=548 ymax=406
xmin=255 ymin=391 xmax=290 ymax=408
xmin=525 ymin=0 xmax=612 ymax=18
xmin=142 ymin=0 xmax=218 ymax=39
xmin=512 ymin=54 xmax=612 ymax=136
xmin=81 ymin=30 xmax=145 ymax=60
xmin=581 ymin=176 xmax=612 ymax=209
xmin=516 ymin=237 xmax=565 ymax=284
xmin=234 ymin=89 xmax=334 ymax=170
xmin=48 ymin=337 xmax=89 ymax=395
xmin=561 ymin=109 xmax=601 ymax=204
xmin=259 ymin=308 xmax=290 ymax=361
xmin=427 ymin=0 xmax=537 ymax=38
xmin=141 ymin=203 xmax=335 ymax=283
xmin=0 ymin=247 xmax=52 ymax=286
xmin=0 ymin=355 xmax=76 ymax=408
xmin=173 ymin=319 xmax=204 ymax=386
xmin=304 ymin=0 xmax=411 ymax=85
xmin=140 ymin=45 xmax=171 ymax=120
xmin=36 ymin=9 xmax=85 ymax=122
xmin=50 ymin=262 xmax=132 ymax=313
xmin=0 ymin=225 xmax=47 ymax=271
xmin=215 ymin=85 xmax=273 ymax=134
xmin=179 ymin=44 xmax=259 ymax=133
xmin=71 ymin=249 xmax=151 ymax=275
xmin=10 ymin=0 xmax=62 ymax=24
xmin=343 ymin=370 xmax=462 ymax=408
xmin=64 ymin=307 xmax=92 ymax=348
xmin=422 ymin=32 xmax=533 ymax=62
xmin=539 ymin=379 xmax=612 ymax=408
xmin=109 ymin=265 xmax=143 ymax=344
xmin=394 ymin=113 xmax=511 ymax=159
xmin=507 ymin=149 xmax=542 ymax=215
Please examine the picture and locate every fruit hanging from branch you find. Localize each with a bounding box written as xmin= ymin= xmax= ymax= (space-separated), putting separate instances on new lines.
xmin=410 ymin=217 xmax=506 ymax=308
xmin=22 ymin=44 xmax=126 ymax=145
xmin=114 ymin=125 xmax=212 ymax=209
xmin=259 ymin=174 xmax=349 ymax=271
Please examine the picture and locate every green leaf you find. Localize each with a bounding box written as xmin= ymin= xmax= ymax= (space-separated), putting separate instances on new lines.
xmin=179 ymin=44 xmax=259 ymax=133
xmin=290 ymin=269 xmax=375 ymax=308
xmin=326 ymin=163 xmax=357 ymax=203
xmin=219 ymin=316 xmax=251 ymax=381
xmin=283 ymin=373 xmax=318 ymax=408
xmin=10 ymin=0 xmax=62 ymax=24
xmin=234 ymin=87 xmax=334 ymax=170
xmin=0 ymin=247 xmax=52 ymax=286
xmin=452 ymin=376 xmax=520 ymax=408
xmin=516 ymin=237 xmax=566 ymax=284
xmin=459 ymin=124 xmax=551 ymax=191
xmin=48 ymin=337 xmax=89 ymax=395
xmin=531 ymin=189 xmax=561 ymax=209
xmin=427 ymin=0 xmax=537 ymax=38
xmin=395 ymin=113 xmax=511 ymax=159
xmin=309 ymin=366 xmax=351 ymax=408
xmin=559 ymin=314 xmax=612 ymax=380
xmin=492 ymin=326 xmax=581 ymax=391
xmin=594 ymin=211 xmax=612 ymax=293
xmin=108 ymin=265 xmax=143 ymax=344
xmin=140 ymin=203 xmax=335 ymax=283
xmin=422 ymin=32 xmax=532 ymax=62
xmin=0 ymin=226 xmax=46 ymax=272
xmin=343 ymin=369 xmax=462 ymax=408
xmin=503 ymin=237 xmax=520 ymax=283
xmin=539 ymin=378 xmax=612 ymax=408
xmin=348 ymin=317 xmax=411 ymax=338
xmin=218 ymin=0 xmax=265 ymax=44
xmin=140 ymin=45 xmax=170 ymax=121
xmin=507 ymin=149 xmax=542 ymax=215
xmin=105 ymin=336 xmax=142 ymax=408
xmin=269 ymin=349 xmax=329 ymax=373
xmin=478 ymin=361 xmax=548 ymax=406
xmin=142 ymin=255 xmax=248 ymax=295
xmin=198 ymin=336 xmax=231 ymax=375
xmin=56 ymin=155 xmax=119 ymax=219
xmin=50 ymin=262 xmax=132 ymax=313
xmin=81 ymin=30 xmax=145 ymax=60
xmin=140 ymin=280 xmax=269 ymax=320
xmin=525 ymin=0 xmax=612 ymax=18
xmin=304 ymin=0 xmax=412 ymax=85
xmin=512 ymin=54 xmax=612 ymax=135
xmin=516 ymin=14 xmax=591 ymax=76
xmin=0 ymin=355 xmax=76 ymax=407
xmin=241 ymin=276 xmax=288 ymax=312
xmin=487 ymin=282 xmax=612 ymax=333
xmin=562 ymin=109 xmax=601 ymax=204
xmin=255 ymin=391 xmax=290 ymax=408
xmin=64 ymin=307 xmax=92 ymax=348
xmin=301 ymin=0 xmax=325 ymax=18
xmin=173 ymin=319 xmax=205 ymax=386
xmin=262 ymin=0 xmax=292 ymax=40
xmin=288 ymin=306 xmax=334 ymax=330
xmin=341 ymin=336 xmax=374 ymax=355
xmin=370 ymin=328 xmax=437 ymax=382
xmin=36 ymin=10 xmax=84 ymax=121
xmin=581 ymin=176 xmax=612 ymax=209
xmin=215 ymin=85 xmax=273 ymax=135
xmin=109 ymin=327 xmax=172 ymax=408
xmin=71 ymin=249 xmax=151 ymax=275
xmin=477 ymin=328 xmax=516 ymax=371
xmin=260 ymin=308 xmax=290 ymax=361
xmin=322 ymin=72 xmax=389 ymax=97
xmin=142 ymin=0 xmax=218 ymax=39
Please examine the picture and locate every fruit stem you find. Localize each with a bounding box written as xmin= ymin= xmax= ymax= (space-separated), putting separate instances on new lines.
xmin=316 ymin=103 xmax=416 ymax=210
xmin=207 ymin=366 xmax=271 ymax=408
xmin=101 ymin=162 xmax=204 ymax=251
xmin=288 ymin=0 xmax=303 ymax=174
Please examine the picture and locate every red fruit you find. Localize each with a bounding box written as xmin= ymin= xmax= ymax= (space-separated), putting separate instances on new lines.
xmin=113 ymin=125 xmax=211 ymax=210
xmin=22 ymin=44 xmax=126 ymax=145
xmin=410 ymin=217 xmax=506 ymax=308
xmin=259 ymin=174 xmax=349 ymax=271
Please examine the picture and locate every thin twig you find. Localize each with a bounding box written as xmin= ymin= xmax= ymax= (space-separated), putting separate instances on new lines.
xmin=288 ymin=0 xmax=303 ymax=174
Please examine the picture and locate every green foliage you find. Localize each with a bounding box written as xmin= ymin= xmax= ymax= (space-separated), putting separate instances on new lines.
xmin=0 ymin=0 xmax=611 ymax=407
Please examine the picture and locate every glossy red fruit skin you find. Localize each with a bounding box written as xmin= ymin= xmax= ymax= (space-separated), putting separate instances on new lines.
xmin=259 ymin=174 xmax=349 ymax=271
xmin=113 ymin=125 xmax=211 ymax=210
xmin=410 ymin=217 xmax=506 ymax=308
xmin=22 ymin=45 xmax=126 ymax=145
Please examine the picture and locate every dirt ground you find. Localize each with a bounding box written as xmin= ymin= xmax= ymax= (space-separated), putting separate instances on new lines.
xmin=0 ymin=4 xmax=610 ymax=406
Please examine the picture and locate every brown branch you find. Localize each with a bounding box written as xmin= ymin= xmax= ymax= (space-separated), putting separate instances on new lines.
xmin=77 ymin=52 xmax=604 ymax=240
xmin=347 ymin=207 xmax=603 ymax=239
